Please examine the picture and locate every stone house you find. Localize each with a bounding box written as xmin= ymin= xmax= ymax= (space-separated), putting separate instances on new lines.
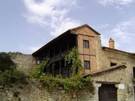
xmin=32 ymin=24 xmax=135 ymax=101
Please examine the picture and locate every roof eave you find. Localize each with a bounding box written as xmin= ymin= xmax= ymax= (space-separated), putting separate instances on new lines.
xmin=32 ymin=30 xmax=75 ymax=56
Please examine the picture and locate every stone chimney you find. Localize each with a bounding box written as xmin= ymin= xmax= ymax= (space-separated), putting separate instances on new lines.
xmin=109 ymin=38 xmax=115 ymax=48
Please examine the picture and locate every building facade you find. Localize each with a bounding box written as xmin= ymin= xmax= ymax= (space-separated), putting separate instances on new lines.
xmin=32 ymin=24 xmax=135 ymax=101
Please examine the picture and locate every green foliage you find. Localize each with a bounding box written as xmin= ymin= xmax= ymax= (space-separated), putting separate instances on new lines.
xmin=0 ymin=52 xmax=16 ymax=72
xmin=8 ymin=52 xmax=22 ymax=59
xmin=31 ymin=48 xmax=94 ymax=94
xmin=31 ymin=60 xmax=48 ymax=78
xmin=40 ymin=75 xmax=94 ymax=94
xmin=0 ymin=52 xmax=28 ymax=87
xmin=64 ymin=48 xmax=82 ymax=75
xmin=0 ymin=69 xmax=27 ymax=86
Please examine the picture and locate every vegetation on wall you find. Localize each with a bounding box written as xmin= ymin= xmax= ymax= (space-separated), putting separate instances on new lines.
xmin=40 ymin=75 xmax=94 ymax=94
xmin=64 ymin=48 xmax=83 ymax=76
xmin=31 ymin=60 xmax=49 ymax=78
xmin=8 ymin=52 xmax=22 ymax=59
xmin=31 ymin=48 xmax=94 ymax=94
xmin=0 ymin=52 xmax=28 ymax=87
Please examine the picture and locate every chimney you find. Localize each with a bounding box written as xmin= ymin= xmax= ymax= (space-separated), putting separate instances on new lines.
xmin=109 ymin=38 xmax=115 ymax=48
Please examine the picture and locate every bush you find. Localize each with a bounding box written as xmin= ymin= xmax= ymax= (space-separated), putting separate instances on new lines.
xmin=0 ymin=52 xmax=28 ymax=87
xmin=0 ymin=69 xmax=27 ymax=86
xmin=40 ymin=75 xmax=94 ymax=94
xmin=30 ymin=60 xmax=48 ymax=78
xmin=8 ymin=52 xmax=22 ymax=59
xmin=0 ymin=52 xmax=16 ymax=72
xmin=31 ymin=61 xmax=94 ymax=94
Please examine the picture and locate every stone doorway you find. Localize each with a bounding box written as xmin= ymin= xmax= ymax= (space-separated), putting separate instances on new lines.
xmin=99 ymin=84 xmax=117 ymax=101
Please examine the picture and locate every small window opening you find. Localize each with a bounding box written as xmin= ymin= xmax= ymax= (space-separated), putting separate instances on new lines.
xmin=84 ymin=60 xmax=90 ymax=69
xmin=83 ymin=40 xmax=89 ymax=48
xmin=110 ymin=62 xmax=117 ymax=66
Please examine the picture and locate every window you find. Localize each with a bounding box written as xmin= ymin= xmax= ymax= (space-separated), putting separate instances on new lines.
xmin=110 ymin=62 xmax=117 ymax=66
xmin=83 ymin=40 xmax=89 ymax=48
xmin=84 ymin=60 xmax=90 ymax=69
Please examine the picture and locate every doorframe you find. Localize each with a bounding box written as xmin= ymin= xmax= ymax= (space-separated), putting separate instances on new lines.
xmin=98 ymin=83 xmax=118 ymax=101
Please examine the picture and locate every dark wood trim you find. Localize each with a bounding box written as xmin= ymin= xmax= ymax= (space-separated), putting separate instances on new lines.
xmin=32 ymin=31 xmax=77 ymax=56
xmin=79 ymin=53 xmax=96 ymax=57
xmin=96 ymin=81 xmax=120 ymax=84
xmin=78 ymin=33 xmax=95 ymax=38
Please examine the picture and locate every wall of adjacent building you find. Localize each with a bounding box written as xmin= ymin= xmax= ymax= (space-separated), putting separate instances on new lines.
xmin=92 ymin=46 xmax=135 ymax=101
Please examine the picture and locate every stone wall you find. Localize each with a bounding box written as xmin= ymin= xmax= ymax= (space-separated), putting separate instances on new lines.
xmin=0 ymin=53 xmax=96 ymax=101
xmin=0 ymin=80 xmax=96 ymax=101
xmin=11 ymin=53 xmax=35 ymax=75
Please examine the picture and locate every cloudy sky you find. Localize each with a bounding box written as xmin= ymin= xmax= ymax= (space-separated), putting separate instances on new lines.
xmin=0 ymin=0 xmax=135 ymax=54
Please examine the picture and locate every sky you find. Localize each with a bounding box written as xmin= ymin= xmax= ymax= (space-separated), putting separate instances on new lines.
xmin=0 ymin=0 xmax=135 ymax=54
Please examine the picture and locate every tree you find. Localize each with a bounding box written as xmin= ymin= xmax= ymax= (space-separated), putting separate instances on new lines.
xmin=0 ymin=52 xmax=16 ymax=72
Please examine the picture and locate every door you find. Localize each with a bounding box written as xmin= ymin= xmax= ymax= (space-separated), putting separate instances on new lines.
xmin=99 ymin=84 xmax=117 ymax=101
